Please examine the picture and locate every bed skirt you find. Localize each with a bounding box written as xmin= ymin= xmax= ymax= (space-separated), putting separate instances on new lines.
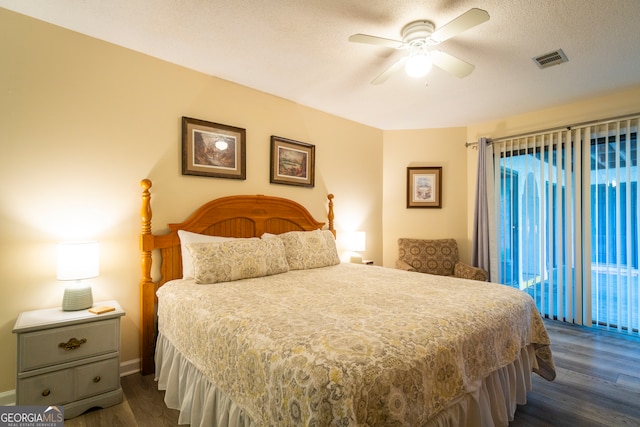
xmin=155 ymin=333 xmax=537 ymax=427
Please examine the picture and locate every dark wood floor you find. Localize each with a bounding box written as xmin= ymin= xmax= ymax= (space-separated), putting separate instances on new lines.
xmin=510 ymin=320 xmax=640 ymax=427
xmin=65 ymin=319 xmax=640 ymax=427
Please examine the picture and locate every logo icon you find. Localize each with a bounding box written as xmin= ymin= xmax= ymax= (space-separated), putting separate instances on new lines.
xmin=0 ymin=405 xmax=64 ymax=426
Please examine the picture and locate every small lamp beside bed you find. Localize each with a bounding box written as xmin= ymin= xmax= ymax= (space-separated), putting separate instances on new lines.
xmin=56 ymin=241 xmax=99 ymax=311
xmin=339 ymin=231 xmax=366 ymax=263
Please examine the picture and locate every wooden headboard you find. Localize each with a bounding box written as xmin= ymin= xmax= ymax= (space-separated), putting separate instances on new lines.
xmin=139 ymin=179 xmax=335 ymax=374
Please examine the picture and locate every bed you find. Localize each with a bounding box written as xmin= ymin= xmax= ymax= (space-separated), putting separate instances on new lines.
xmin=139 ymin=179 xmax=556 ymax=427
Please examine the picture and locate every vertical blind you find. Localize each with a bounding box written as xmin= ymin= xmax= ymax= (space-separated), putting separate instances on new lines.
xmin=587 ymin=118 xmax=639 ymax=332
xmin=490 ymin=115 xmax=640 ymax=333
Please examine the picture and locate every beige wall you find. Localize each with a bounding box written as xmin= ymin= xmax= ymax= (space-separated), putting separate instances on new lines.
xmin=381 ymin=128 xmax=470 ymax=267
xmin=0 ymin=9 xmax=382 ymax=393
xmin=466 ymin=85 xmax=640 ymax=143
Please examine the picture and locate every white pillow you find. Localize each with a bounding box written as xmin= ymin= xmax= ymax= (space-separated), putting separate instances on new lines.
xmin=177 ymin=230 xmax=234 ymax=279
xmin=188 ymin=237 xmax=289 ymax=284
xmin=278 ymin=229 xmax=340 ymax=270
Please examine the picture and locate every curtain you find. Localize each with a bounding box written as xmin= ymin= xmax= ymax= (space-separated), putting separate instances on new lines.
xmin=472 ymin=137 xmax=492 ymax=279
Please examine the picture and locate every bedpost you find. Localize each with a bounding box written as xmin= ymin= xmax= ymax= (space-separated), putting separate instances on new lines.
xmin=327 ymin=194 xmax=335 ymax=237
xmin=140 ymin=179 xmax=155 ymax=375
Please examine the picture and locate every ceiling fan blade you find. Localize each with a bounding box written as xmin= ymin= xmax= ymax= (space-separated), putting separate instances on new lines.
xmin=429 ymin=8 xmax=489 ymax=43
xmin=431 ymin=50 xmax=475 ymax=78
xmin=371 ymin=57 xmax=408 ymax=85
xmin=348 ymin=34 xmax=405 ymax=49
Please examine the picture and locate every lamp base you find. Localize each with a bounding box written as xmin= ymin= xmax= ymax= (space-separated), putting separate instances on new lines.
xmin=350 ymin=254 xmax=363 ymax=264
xmin=62 ymin=283 xmax=93 ymax=311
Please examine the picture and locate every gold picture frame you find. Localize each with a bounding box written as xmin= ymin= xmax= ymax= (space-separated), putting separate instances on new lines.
xmin=407 ymin=166 xmax=442 ymax=208
xmin=270 ymin=136 xmax=315 ymax=187
xmin=182 ymin=116 xmax=246 ymax=179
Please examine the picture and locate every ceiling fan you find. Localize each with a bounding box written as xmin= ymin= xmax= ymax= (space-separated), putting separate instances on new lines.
xmin=348 ymin=8 xmax=490 ymax=85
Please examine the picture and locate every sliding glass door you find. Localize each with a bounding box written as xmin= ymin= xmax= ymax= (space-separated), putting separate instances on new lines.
xmin=493 ymin=117 xmax=639 ymax=334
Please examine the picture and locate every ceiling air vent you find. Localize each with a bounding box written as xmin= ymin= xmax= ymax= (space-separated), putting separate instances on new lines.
xmin=533 ymin=49 xmax=569 ymax=69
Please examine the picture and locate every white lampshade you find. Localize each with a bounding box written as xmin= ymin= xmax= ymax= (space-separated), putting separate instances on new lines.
xmin=338 ymin=231 xmax=366 ymax=264
xmin=57 ymin=241 xmax=99 ymax=311
xmin=343 ymin=231 xmax=366 ymax=252
xmin=57 ymin=241 xmax=99 ymax=280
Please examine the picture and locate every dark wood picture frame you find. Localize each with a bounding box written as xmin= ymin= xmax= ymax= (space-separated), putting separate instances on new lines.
xmin=182 ymin=116 xmax=246 ymax=180
xmin=270 ymin=136 xmax=315 ymax=187
xmin=407 ymin=166 xmax=442 ymax=208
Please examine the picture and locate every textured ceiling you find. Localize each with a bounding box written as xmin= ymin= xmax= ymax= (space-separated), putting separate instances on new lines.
xmin=2 ymin=0 xmax=640 ymax=130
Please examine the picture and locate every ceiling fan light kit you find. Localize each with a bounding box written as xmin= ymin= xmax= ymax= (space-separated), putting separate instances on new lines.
xmin=402 ymin=21 xmax=434 ymax=78
xmin=405 ymin=49 xmax=432 ymax=78
xmin=348 ymin=8 xmax=490 ymax=85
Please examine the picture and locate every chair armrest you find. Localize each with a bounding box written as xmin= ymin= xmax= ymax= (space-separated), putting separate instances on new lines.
xmin=395 ymin=259 xmax=416 ymax=272
xmin=453 ymin=262 xmax=488 ymax=281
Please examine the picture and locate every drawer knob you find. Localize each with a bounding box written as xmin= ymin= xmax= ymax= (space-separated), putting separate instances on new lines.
xmin=58 ymin=337 xmax=87 ymax=351
xmin=42 ymin=389 xmax=50 ymax=397
xmin=93 ymin=376 xmax=101 ymax=383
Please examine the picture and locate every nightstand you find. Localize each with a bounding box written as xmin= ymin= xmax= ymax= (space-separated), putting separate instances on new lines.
xmin=13 ymin=300 xmax=125 ymax=419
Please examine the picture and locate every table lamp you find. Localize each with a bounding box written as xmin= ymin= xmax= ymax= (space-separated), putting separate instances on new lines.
xmin=56 ymin=241 xmax=99 ymax=311
xmin=343 ymin=231 xmax=366 ymax=264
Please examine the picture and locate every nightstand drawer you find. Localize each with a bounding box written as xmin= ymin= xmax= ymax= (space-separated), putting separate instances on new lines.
xmin=75 ymin=357 xmax=119 ymax=400
xmin=18 ymin=368 xmax=75 ymax=406
xmin=18 ymin=319 xmax=119 ymax=371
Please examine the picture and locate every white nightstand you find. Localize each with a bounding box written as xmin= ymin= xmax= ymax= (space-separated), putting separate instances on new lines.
xmin=13 ymin=300 xmax=125 ymax=419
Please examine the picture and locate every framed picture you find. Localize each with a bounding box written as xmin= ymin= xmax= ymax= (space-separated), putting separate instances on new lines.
xmin=270 ymin=136 xmax=315 ymax=187
xmin=407 ymin=166 xmax=442 ymax=208
xmin=182 ymin=116 xmax=246 ymax=179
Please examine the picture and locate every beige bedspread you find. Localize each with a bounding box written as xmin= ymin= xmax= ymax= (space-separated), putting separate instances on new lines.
xmin=157 ymin=263 xmax=555 ymax=426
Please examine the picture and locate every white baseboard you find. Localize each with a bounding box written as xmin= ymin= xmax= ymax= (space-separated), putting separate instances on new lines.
xmin=0 ymin=389 xmax=15 ymax=406
xmin=120 ymin=358 xmax=140 ymax=377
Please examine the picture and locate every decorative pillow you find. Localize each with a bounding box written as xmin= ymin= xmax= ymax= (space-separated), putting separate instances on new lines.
xmin=187 ymin=237 xmax=289 ymax=284
xmin=278 ymin=229 xmax=340 ymax=270
xmin=177 ymin=230 xmax=234 ymax=279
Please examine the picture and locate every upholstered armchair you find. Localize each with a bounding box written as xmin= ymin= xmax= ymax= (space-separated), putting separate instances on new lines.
xmin=395 ymin=238 xmax=488 ymax=281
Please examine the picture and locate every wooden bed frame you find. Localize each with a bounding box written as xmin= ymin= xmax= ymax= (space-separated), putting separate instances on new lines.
xmin=139 ymin=179 xmax=335 ymax=374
